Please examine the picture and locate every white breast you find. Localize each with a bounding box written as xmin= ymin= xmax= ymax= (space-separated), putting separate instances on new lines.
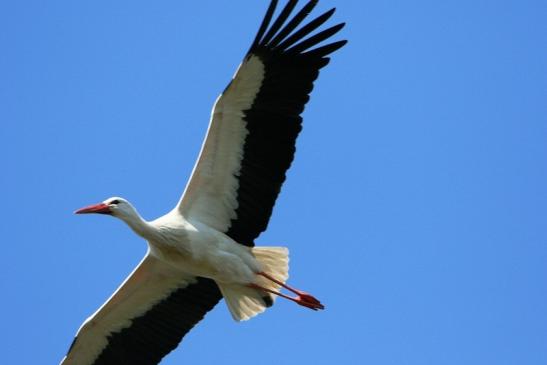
xmin=149 ymin=213 xmax=260 ymax=284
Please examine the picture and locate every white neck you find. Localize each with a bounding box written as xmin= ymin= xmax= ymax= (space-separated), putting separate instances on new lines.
xmin=113 ymin=205 xmax=158 ymax=241
xmin=121 ymin=213 xmax=153 ymax=238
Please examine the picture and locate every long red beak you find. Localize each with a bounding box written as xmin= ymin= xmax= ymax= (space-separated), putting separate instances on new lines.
xmin=74 ymin=203 xmax=111 ymax=215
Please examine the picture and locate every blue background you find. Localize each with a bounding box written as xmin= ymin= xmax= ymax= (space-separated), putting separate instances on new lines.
xmin=1 ymin=1 xmax=546 ymax=364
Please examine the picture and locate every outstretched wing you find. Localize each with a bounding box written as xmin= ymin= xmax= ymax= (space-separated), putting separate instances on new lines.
xmin=60 ymin=253 xmax=222 ymax=365
xmin=177 ymin=0 xmax=346 ymax=246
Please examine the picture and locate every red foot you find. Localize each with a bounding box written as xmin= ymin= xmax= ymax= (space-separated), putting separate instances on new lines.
xmin=296 ymin=291 xmax=322 ymax=305
xmin=254 ymin=272 xmax=325 ymax=311
xmin=295 ymin=292 xmax=325 ymax=311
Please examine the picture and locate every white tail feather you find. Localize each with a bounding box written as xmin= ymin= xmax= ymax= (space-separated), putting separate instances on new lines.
xmin=218 ymin=246 xmax=289 ymax=321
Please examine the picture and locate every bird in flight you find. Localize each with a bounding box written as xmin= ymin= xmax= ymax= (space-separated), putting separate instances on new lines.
xmin=60 ymin=1 xmax=346 ymax=364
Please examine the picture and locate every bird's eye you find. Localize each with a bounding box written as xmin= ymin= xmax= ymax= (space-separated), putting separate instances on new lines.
xmin=110 ymin=199 xmax=120 ymax=205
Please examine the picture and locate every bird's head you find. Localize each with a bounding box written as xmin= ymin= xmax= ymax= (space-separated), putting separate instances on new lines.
xmin=75 ymin=197 xmax=151 ymax=238
xmin=75 ymin=197 xmax=135 ymax=219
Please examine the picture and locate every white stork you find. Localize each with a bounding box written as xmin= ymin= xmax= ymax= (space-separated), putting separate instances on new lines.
xmin=61 ymin=1 xmax=346 ymax=364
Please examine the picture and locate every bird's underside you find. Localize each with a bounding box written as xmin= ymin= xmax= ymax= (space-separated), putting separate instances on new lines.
xmin=61 ymin=1 xmax=346 ymax=364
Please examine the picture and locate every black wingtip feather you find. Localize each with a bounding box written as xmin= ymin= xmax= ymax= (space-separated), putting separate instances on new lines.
xmin=303 ymin=39 xmax=348 ymax=58
xmin=274 ymin=8 xmax=336 ymax=51
xmin=266 ymin=0 xmax=320 ymax=49
xmin=251 ymin=0 xmax=279 ymax=49
xmin=260 ymin=0 xmax=299 ymax=46
xmin=287 ymin=22 xmax=345 ymax=54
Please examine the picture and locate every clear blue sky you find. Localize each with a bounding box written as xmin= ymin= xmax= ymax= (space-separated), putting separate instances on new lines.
xmin=1 ymin=1 xmax=546 ymax=364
